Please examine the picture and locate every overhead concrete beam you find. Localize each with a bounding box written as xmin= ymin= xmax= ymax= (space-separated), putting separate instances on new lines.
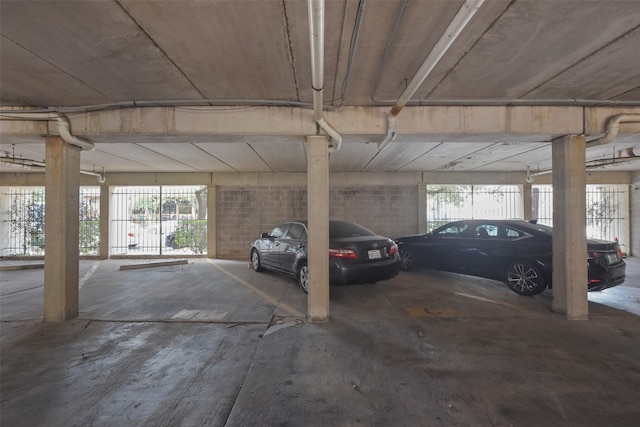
xmin=0 ymin=171 xmax=632 ymax=187
xmin=4 ymin=106 xmax=639 ymax=143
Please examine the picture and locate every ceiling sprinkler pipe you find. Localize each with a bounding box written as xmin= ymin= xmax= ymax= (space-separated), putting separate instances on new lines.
xmin=54 ymin=114 xmax=94 ymax=151
xmin=392 ymin=0 xmax=485 ymax=115
xmin=379 ymin=0 xmax=485 ymax=150
xmin=526 ymin=166 xmax=553 ymax=183
xmin=377 ymin=115 xmax=397 ymax=152
xmin=0 ymin=111 xmax=94 ymax=151
xmin=0 ymin=155 xmax=105 ymax=183
xmin=317 ymin=117 xmax=343 ymax=152
xmin=308 ymin=0 xmax=342 ymax=151
xmin=586 ymin=113 xmax=640 ymax=148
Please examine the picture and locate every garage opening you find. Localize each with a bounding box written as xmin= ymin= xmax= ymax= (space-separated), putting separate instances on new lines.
xmin=426 ymin=185 xmax=522 ymax=230
xmin=1 ymin=186 xmax=100 ymax=257
xmin=426 ymin=184 xmax=629 ymax=254
xmin=533 ymin=184 xmax=629 ymax=254
xmin=111 ymin=186 xmax=207 ymax=256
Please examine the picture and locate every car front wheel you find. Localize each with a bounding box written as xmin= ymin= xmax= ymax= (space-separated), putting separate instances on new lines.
xmin=297 ymin=262 xmax=309 ymax=293
xmin=399 ymin=247 xmax=414 ymax=271
xmin=251 ymin=249 xmax=263 ymax=272
xmin=504 ymin=260 xmax=546 ymax=296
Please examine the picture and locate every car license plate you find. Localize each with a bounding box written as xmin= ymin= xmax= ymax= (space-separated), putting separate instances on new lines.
xmin=606 ymin=253 xmax=618 ymax=264
xmin=368 ymin=249 xmax=382 ymax=260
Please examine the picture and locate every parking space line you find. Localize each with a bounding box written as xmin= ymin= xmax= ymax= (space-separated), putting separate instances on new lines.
xmin=206 ymin=259 xmax=304 ymax=319
xmin=406 ymin=306 xmax=459 ymax=318
xmin=79 ymin=261 xmax=100 ymax=289
xmin=454 ymin=291 xmax=527 ymax=313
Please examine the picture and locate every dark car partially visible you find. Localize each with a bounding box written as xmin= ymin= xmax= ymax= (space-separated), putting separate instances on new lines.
xmin=250 ymin=220 xmax=401 ymax=292
xmin=395 ymin=219 xmax=626 ymax=296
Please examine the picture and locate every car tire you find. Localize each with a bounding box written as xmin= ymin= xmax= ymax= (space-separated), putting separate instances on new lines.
xmin=399 ymin=247 xmax=414 ymax=271
xmin=504 ymin=260 xmax=546 ymax=296
xmin=251 ymin=249 xmax=263 ymax=272
xmin=297 ymin=261 xmax=309 ymax=293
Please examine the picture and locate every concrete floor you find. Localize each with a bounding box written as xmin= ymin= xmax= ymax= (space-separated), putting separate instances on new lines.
xmin=1 ymin=257 xmax=639 ymax=427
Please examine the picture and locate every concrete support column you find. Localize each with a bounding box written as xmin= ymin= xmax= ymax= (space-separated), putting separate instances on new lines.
xmin=522 ymin=182 xmax=533 ymax=221
xmin=99 ymin=184 xmax=109 ymax=259
xmin=306 ymin=135 xmax=330 ymax=322
xmin=551 ymin=134 xmax=588 ymax=320
xmin=207 ymin=185 xmax=217 ymax=258
xmin=44 ymin=136 xmax=81 ymax=321
xmin=418 ymin=184 xmax=427 ymax=234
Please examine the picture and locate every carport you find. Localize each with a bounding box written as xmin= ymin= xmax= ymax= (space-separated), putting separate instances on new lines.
xmin=2 ymin=0 xmax=640 ymax=324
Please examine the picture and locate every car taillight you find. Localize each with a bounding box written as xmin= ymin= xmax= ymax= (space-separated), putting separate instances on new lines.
xmin=388 ymin=242 xmax=398 ymax=256
xmin=329 ymin=248 xmax=358 ymax=259
xmin=587 ymin=251 xmax=602 ymax=262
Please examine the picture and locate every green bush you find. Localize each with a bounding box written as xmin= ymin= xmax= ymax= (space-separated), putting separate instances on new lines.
xmin=174 ymin=220 xmax=207 ymax=254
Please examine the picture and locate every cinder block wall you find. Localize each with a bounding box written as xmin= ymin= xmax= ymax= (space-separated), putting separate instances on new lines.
xmin=217 ymin=186 xmax=308 ymax=259
xmin=632 ymin=171 xmax=640 ymax=257
xmin=216 ymin=185 xmax=418 ymax=259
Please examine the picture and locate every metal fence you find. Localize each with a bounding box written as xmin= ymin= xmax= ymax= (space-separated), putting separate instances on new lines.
xmin=1 ymin=186 xmax=100 ymax=256
xmin=2 ymin=187 xmax=45 ymax=256
xmin=426 ymin=184 xmax=629 ymax=254
xmin=533 ymin=184 xmax=629 ymax=251
xmin=79 ymin=187 xmax=101 ymax=255
xmin=426 ymin=185 xmax=522 ymax=231
xmin=111 ymin=186 xmax=207 ymax=255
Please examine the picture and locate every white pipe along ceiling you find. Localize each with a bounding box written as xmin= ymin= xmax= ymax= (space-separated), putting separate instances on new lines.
xmin=586 ymin=113 xmax=640 ymax=148
xmin=0 ymin=112 xmax=94 ymax=151
xmin=378 ymin=0 xmax=486 ymax=151
xmin=308 ymin=0 xmax=342 ymax=152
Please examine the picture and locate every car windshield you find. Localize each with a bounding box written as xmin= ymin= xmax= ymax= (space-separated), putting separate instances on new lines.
xmin=330 ymin=221 xmax=376 ymax=238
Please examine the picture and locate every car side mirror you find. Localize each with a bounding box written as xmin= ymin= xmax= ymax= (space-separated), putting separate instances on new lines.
xmin=261 ymin=233 xmax=270 ymax=239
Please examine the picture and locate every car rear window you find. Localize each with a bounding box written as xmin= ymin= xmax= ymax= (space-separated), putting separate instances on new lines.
xmin=504 ymin=227 xmax=524 ymax=238
xmin=330 ymin=221 xmax=376 ymax=238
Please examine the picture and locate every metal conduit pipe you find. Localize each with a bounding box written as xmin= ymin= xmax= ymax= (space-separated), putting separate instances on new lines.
xmin=378 ymin=0 xmax=485 ymax=151
xmin=526 ymin=111 xmax=640 ymax=183
xmin=525 ymin=166 xmax=552 ymax=183
xmin=586 ymin=113 xmax=640 ymax=148
xmin=0 ymin=112 xmax=94 ymax=151
xmin=2 ymin=98 xmax=639 ymax=117
xmin=308 ymin=0 xmax=342 ymax=151
xmin=0 ymin=154 xmax=105 ymax=183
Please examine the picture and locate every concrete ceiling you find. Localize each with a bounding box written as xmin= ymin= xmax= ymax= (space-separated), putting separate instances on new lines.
xmin=1 ymin=0 xmax=640 ymax=175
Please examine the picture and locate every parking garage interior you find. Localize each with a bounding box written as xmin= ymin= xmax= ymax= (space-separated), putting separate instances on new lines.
xmin=1 ymin=1 xmax=640 ymax=426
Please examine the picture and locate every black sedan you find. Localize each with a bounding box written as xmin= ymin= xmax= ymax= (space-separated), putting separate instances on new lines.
xmin=395 ymin=219 xmax=626 ymax=296
xmin=250 ymin=220 xmax=401 ymax=292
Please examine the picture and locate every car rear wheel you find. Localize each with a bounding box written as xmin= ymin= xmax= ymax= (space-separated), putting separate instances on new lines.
xmin=251 ymin=249 xmax=263 ymax=272
xmin=504 ymin=260 xmax=546 ymax=296
xmin=297 ymin=262 xmax=309 ymax=293
xmin=399 ymin=247 xmax=414 ymax=271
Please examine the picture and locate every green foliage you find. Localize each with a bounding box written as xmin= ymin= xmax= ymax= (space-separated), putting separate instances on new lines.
xmin=8 ymin=190 xmax=45 ymax=255
xmin=426 ymin=185 xmax=469 ymax=206
xmin=132 ymin=195 xmax=160 ymax=219
xmin=79 ymin=220 xmax=100 ymax=255
xmin=426 ymin=220 xmax=451 ymax=231
xmin=587 ymin=192 xmax=617 ymax=237
xmin=174 ymin=220 xmax=207 ymax=254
